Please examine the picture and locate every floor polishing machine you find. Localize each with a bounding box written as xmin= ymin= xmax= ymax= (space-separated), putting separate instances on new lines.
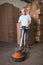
xmin=12 ymin=26 xmax=27 ymax=62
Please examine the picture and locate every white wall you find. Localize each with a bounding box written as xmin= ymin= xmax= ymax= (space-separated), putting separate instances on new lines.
xmin=0 ymin=0 xmax=27 ymax=10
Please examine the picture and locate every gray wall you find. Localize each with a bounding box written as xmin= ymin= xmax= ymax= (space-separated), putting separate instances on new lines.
xmin=0 ymin=0 xmax=27 ymax=10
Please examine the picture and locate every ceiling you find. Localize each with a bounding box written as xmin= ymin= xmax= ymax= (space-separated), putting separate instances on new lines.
xmin=21 ymin=0 xmax=35 ymax=3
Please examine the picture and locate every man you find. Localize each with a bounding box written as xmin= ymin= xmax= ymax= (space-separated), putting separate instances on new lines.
xmin=18 ymin=8 xmax=31 ymax=48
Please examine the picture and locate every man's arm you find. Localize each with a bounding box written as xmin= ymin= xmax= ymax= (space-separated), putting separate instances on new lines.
xmin=18 ymin=16 xmax=22 ymax=29
xmin=26 ymin=15 xmax=31 ymax=27
xmin=26 ymin=21 xmax=31 ymax=28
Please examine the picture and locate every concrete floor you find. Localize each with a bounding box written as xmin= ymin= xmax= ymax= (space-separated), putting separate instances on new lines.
xmin=0 ymin=41 xmax=43 ymax=65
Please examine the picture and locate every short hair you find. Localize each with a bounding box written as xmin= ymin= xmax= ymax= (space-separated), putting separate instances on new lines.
xmin=26 ymin=7 xmax=30 ymax=10
xmin=21 ymin=8 xmax=25 ymax=12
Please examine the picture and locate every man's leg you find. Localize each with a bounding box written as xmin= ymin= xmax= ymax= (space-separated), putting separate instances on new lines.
xmin=24 ymin=32 xmax=26 ymax=47
xmin=26 ymin=29 xmax=30 ymax=48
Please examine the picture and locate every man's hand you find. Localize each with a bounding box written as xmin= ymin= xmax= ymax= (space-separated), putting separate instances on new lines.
xmin=26 ymin=21 xmax=31 ymax=27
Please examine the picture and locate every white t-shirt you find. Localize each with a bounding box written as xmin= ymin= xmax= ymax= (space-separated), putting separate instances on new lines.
xmin=18 ymin=14 xmax=31 ymax=26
